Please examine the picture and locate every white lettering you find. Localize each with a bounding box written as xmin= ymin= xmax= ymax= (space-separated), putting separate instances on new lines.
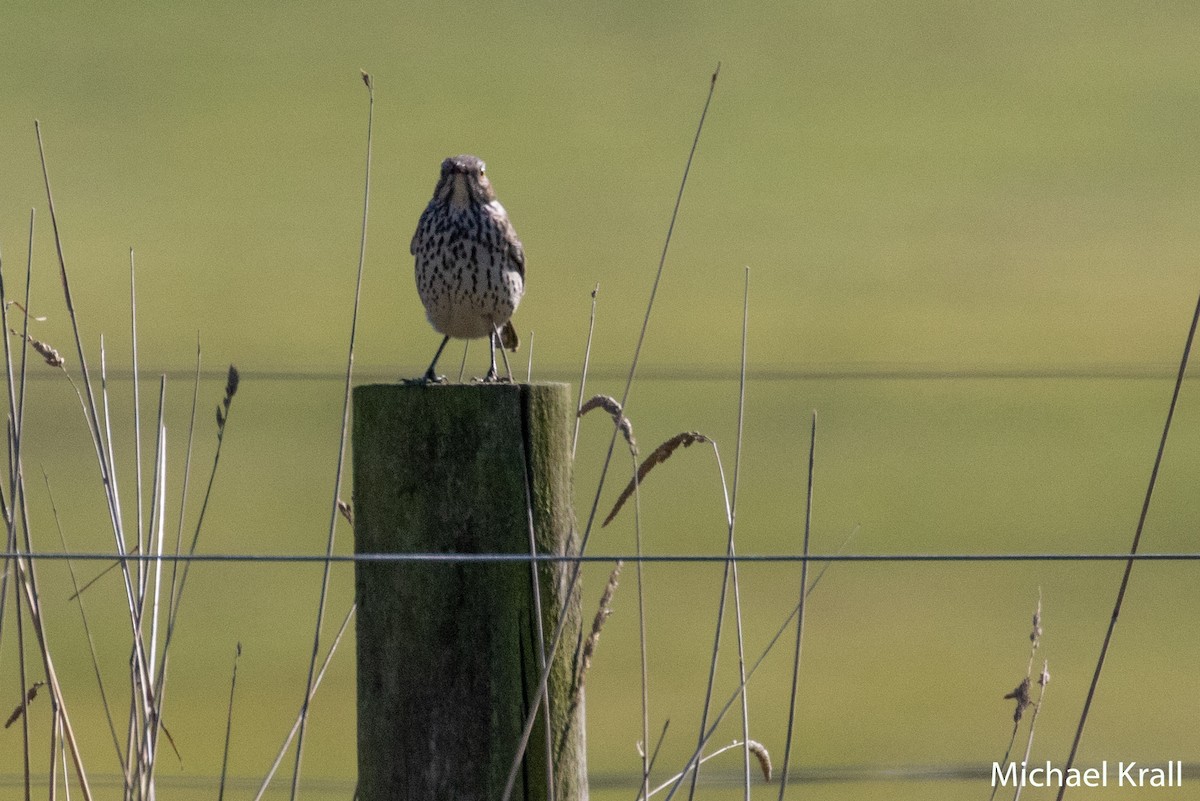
xmin=992 ymin=762 xmax=1018 ymax=787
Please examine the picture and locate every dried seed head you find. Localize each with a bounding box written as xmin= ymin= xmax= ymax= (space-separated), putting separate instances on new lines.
xmin=579 ymin=394 xmax=636 ymax=451
xmin=4 ymin=681 xmax=45 ymax=729
xmin=603 ymin=431 xmax=711 ymax=527
xmin=576 ymin=560 xmax=622 ymax=698
xmin=31 ymin=337 xmax=65 ymax=368
xmin=1004 ymin=677 xmax=1032 ymax=723
xmin=9 ymin=327 xmax=64 ymax=368
xmin=225 ymin=364 xmax=240 ymax=401
xmin=747 ymin=740 xmax=772 ymax=782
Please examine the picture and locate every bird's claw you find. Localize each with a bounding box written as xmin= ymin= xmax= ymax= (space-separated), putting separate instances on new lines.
xmin=403 ymin=372 xmax=448 ymax=386
xmin=474 ymin=369 xmax=512 ymax=384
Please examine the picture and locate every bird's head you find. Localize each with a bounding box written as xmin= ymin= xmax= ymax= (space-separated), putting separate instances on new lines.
xmin=435 ymin=154 xmax=496 ymax=207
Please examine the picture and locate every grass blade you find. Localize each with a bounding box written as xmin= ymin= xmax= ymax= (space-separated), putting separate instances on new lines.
xmin=289 ymin=70 xmax=375 ymax=800
xmin=777 ymin=411 xmax=816 ymax=798
xmin=502 ymin=65 xmax=720 ymax=801
xmin=1056 ymin=288 xmax=1200 ymax=800
xmin=217 ymin=643 xmax=243 ymax=801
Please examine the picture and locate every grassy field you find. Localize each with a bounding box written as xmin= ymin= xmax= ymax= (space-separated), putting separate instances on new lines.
xmin=2 ymin=1 xmax=1200 ymax=798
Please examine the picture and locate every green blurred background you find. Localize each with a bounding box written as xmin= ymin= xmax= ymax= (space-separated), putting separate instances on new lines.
xmin=2 ymin=1 xmax=1199 ymax=798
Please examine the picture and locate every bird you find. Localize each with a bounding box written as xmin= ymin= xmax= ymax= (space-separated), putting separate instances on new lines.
xmin=410 ymin=154 xmax=524 ymax=383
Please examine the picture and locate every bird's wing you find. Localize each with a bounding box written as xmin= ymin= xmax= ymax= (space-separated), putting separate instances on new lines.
xmin=410 ymin=203 xmax=433 ymax=256
xmin=508 ymin=232 xmax=526 ymax=279
xmin=487 ymin=201 xmax=525 ymax=279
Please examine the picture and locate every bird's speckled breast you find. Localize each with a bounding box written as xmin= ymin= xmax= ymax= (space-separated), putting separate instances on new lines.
xmin=413 ymin=200 xmax=524 ymax=339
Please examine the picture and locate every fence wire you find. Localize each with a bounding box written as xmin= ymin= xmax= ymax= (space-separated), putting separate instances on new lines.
xmin=5 ymin=550 xmax=1200 ymax=564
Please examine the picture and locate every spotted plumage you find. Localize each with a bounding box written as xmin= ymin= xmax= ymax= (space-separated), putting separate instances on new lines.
xmin=410 ymin=154 xmax=524 ymax=382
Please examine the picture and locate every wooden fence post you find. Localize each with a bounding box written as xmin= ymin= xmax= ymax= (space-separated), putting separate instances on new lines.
xmin=352 ymin=382 xmax=586 ymax=801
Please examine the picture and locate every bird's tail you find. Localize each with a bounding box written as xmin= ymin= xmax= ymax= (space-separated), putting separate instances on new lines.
xmin=499 ymin=320 xmax=520 ymax=352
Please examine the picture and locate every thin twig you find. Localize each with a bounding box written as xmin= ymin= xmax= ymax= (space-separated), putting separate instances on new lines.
xmin=289 ymin=70 xmax=374 ymax=800
xmin=633 ymin=449 xmax=651 ymax=801
xmin=457 ymin=340 xmax=469 ymax=383
xmin=160 ymin=365 xmax=238 ymax=679
xmin=502 ymin=64 xmax=721 ymax=801
xmin=649 ymin=739 xmax=768 ymax=799
xmin=571 ymin=284 xmax=600 ymax=459
xmin=732 ymin=268 xmax=751 ymax=801
xmin=990 ymin=592 xmax=1043 ymax=801
xmin=681 ymin=440 xmax=736 ymax=801
xmin=145 ymin=392 xmax=169 ymax=787
xmin=217 ymin=643 xmax=242 ymax=801
xmin=667 ymin=421 xmax=840 ymax=801
xmin=27 ymin=123 xmax=99 ymax=798
xmin=1013 ymin=662 xmax=1050 ymax=801
xmin=636 ymin=720 xmax=671 ymax=801
xmin=130 ymin=250 xmax=146 ymax=626
xmin=777 ymin=411 xmax=816 ymax=798
xmin=254 ymin=605 xmax=356 ymax=801
xmin=152 ymin=336 xmax=203 ymax=749
xmin=36 ymin=121 xmax=142 ymax=666
xmin=1056 ymin=288 xmax=1200 ymax=801
xmin=44 ymin=470 xmax=129 ymax=786
xmin=527 ymin=329 xmax=535 ymax=383
xmin=687 ymin=269 xmax=753 ymax=801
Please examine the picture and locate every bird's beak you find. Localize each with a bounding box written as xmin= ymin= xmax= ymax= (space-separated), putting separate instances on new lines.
xmin=449 ymin=173 xmax=471 ymax=206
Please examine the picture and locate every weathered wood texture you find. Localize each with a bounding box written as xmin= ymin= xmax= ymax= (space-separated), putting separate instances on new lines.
xmin=352 ymin=382 xmax=585 ymax=801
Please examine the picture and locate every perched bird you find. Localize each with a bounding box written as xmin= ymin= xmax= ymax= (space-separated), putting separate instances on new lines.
xmin=410 ymin=154 xmax=524 ymax=382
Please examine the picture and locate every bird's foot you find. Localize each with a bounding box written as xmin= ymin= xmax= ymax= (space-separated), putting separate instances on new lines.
xmin=474 ymin=368 xmax=512 ymax=384
xmin=403 ymin=370 xmax=448 ymax=385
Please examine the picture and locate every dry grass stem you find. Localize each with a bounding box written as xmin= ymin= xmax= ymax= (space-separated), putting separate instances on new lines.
xmin=603 ymin=432 xmax=710 ymax=527
xmin=526 ymin=329 xmax=534 ymax=382
xmin=1058 ymin=288 xmax=1200 ymax=801
xmin=1013 ymin=663 xmax=1052 ymax=801
xmin=502 ymin=62 xmax=719 ymax=801
xmin=635 ymin=719 xmax=671 ymax=801
xmin=5 ymin=300 xmax=47 ymax=322
xmin=571 ymin=283 xmax=600 ymax=458
xmin=217 ymin=642 xmax=243 ymax=801
xmin=578 ymin=394 xmax=636 ymax=452
xmin=990 ymin=593 xmax=1046 ymax=801
xmin=647 ymin=738 xmax=768 ymax=799
xmin=287 ymin=72 xmax=374 ymax=800
xmin=775 ymin=411 xmax=816 ymax=801
xmin=253 ymin=604 xmax=356 ymax=801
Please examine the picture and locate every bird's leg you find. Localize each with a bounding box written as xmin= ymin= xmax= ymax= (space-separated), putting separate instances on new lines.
xmin=479 ymin=326 xmax=515 ymax=383
xmin=482 ymin=331 xmax=500 ymax=383
xmin=407 ymin=335 xmax=451 ymax=384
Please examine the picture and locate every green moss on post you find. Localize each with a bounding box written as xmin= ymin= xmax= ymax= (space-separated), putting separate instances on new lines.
xmin=352 ymin=382 xmax=586 ymax=801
